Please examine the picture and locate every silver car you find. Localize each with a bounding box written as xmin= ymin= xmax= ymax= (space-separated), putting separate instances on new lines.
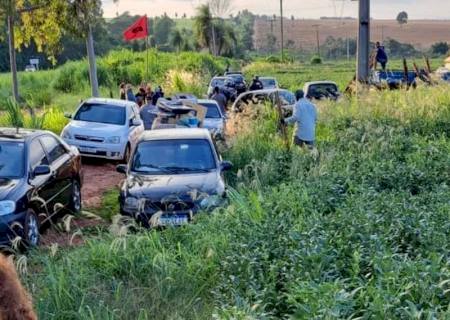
xmin=198 ymin=99 xmax=226 ymax=140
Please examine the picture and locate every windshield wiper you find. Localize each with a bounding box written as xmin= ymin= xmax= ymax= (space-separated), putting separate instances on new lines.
xmin=164 ymin=166 xmax=211 ymax=173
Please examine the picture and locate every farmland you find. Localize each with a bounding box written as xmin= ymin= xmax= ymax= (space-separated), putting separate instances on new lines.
xmin=1 ymin=51 xmax=450 ymax=318
xmin=254 ymin=18 xmax=450 ymax=52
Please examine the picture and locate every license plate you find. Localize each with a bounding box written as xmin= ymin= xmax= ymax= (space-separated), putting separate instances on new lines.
xmin=159 ymin=216 xmax=188 ymax=226
xmin=79 ymin=146 xmax=97 ymax=154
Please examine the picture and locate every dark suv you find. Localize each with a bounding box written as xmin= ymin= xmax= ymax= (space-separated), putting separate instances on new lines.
xmin=224 ymin=72 xmax=247 ymax=95
xmin=0 ymin=128 xmax=83 ymax=248
xmin=117 ymin=128 xmax=232 ymax=227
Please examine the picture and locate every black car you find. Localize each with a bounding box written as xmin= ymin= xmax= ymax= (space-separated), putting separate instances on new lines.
xmin=0 ymin=128 xmax=83 ymax=248
xmin=224 ymin=72 xmax=247 ymax=95
xmin=117 ymin=128 xmax=232 ymax=228
xmin=207 ymin=76 xmax=238 ymax=102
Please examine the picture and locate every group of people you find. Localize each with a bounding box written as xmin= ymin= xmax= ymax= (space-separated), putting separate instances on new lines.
xmin=119 ymin=83 xmax=165 ymax=130
xmin=119 ymin=83 xmax=165 ymax=108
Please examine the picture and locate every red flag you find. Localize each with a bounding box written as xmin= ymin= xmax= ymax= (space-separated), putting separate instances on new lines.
xmin=123 ymin=16 xmax=148 ymax=41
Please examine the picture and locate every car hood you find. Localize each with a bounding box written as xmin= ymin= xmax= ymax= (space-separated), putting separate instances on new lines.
xmin=125 ymin=171 xmax=222 ymax=201
xmin=0 ymin=178 xmax=22 ymax=200
xmin=66 ymin=121 xmax=125 ymax=136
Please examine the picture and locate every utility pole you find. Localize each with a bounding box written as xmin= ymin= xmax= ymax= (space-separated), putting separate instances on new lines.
xmin=280 ymin=0 xmax=284 ymax=62
xmin=7 ymin=15 xmax=19 ymax=102
xmin=357 ymin=0 xmax=370 ymax=83
xmin=86 ymin=24 xmax=99 ymax=97
xmin=312 ymin=24 xmax=321 ymax=58
xmin=381 ymin=24 xmax=385 ymax=43
xmin=347 ymin=37 xmax=350 ymax=61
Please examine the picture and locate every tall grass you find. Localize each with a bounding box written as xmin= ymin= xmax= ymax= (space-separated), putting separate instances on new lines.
xmin=20 ymin=84 xmax=450 ymax=318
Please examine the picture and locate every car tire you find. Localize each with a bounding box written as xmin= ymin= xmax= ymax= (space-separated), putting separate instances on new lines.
xmin=69 ymin=180 xmax=82 ymax=214
xmin=122 ymin=144 xmax=131 ymax=164
xmin=23 ymin=209 xmax=40 ymax=248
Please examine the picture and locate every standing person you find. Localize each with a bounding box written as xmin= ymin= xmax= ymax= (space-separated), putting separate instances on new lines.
xmin=211 ymin=86 xmax=227 ymax=114
xmin=119 ymin=83 xmax=126 ymax=100
xmin=249 ymin=76 xmax=263 ymax=91
xmin=282 ymin=89 xmax=317 ymax=149
xmin=126 ymin=84 xmax=136 ymax=102
xmin=376 ymin=42 xmax=388 ymax=71
xmin=140 ymin=94 xmax=159 ymax=130
xmin=135 ymin=87 xmax=146 ymax=107
xmin=145 ymin=84 xmax=153 ymax=103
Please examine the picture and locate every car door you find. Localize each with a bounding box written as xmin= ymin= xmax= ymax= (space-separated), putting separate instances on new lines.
xmin=28 ymin=138 xmax=54 ymax=220
xmin=39 ymin=135 xmax=73 ymax=211
xmin=128 ymin=105 xmax=144 ymax=149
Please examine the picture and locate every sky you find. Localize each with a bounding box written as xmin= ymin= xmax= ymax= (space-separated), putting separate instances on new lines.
xmin=101 ymin=0 xmax=450 ymax=20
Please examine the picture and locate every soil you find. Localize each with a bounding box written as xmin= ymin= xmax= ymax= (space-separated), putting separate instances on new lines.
xmin=40 ymin=159 xmax=124 ymax=248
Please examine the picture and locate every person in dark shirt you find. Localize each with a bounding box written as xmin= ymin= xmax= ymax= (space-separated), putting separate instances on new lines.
xmin=249 ymin=76 xmax=264 ymax=91
xmin=211 ymin=86 xmax=227 ymax=114
xmin=119 ymin=83 xmax=126 ymax=100
xmin=376 ymin=42 xmax=388 ymax=71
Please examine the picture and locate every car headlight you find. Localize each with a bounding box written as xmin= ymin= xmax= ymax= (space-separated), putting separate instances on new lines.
xmin=200 ymin=195 xmax=222 ymax=209
xmin=61 ymin=129 xmax=72 ymax=140
xmin=124 ymin=197 xmax=139 ymax=210
xmin=0 ymin=201 xmax=16 ymax=216
xmin=106 ymin=136 xmax=121 ymax=144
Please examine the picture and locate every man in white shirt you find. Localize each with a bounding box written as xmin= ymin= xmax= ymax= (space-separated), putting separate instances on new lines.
xmin=283 ymin=90 xmax=318 ymax=148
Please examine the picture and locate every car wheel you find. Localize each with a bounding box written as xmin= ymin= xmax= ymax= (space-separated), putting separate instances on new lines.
xmin=122 ymin=144 xmax=131 ymax=164
xmin=23 ymin=209 xmax=40 ymax=248
xmin=69 ymin=180 xmax=82 ymax=214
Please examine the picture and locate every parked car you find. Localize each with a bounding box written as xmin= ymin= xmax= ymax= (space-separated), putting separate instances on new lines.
xmin=25 ymin=65 xmax=36 ymax=72
xmin=0 ymin=128 xmax=83 ymax=248
xmin=197 ymin=99 xmax=226 ymax=140
xmin=207 ymin=76 xmax=238 ymax=102
xmin=61 ymin=98 xmax=144 ymax=162
xmin=260 ymin=77 xmax=279 ymax=89
xmin=303 ymin=81 xmax=341 ymax=101
xmin=232 ymin=89 xmax=296 ymax=115
xmin=224 ymin=72 xmax=247 ymax=95
xmin=117 ymin=128 xmax=232 ymax=227
xmin=172 ymin=93 xmax=198 ymax=104
xmin=369 ymin=71 xmax=417 ymax=90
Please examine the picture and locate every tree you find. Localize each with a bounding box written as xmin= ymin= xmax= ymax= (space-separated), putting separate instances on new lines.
xmin=208 ymin=0 xmax=233 ymax=18
xmin=396 ymin=11 xmax=408 ymax=26
xmin=169 ymin=29 xmax=183 ymax=53
xmin=0 ymin=0 xmax=66 ymax=101
xmin=194 ymin=4 xmax=213 ymax=53
xmin=431 ymin=42 xmax=449 ymax=56
xmin=154 ymin=15 xmax=175 ymax=46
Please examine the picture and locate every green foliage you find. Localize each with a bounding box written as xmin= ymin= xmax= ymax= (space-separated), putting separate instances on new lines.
xmin=431 ymin=41 xmax=449 ymax=56
xmin=310 ymin=55 xmax=322 ymax=65
xmin=4 ymin=98 xmax=24 ymax=129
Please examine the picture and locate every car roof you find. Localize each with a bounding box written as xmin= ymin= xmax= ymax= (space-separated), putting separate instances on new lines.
xmin=0 ymin=127 xmax=45 ymax=141
xmin=198 ymin=99 xmax=219 ymax=105
xmin=305 ymin=81 xmax=338 ymax=86
xmin=139 ymin=128 xmax=212 ymax=141
xmin=83 ymin=97 xmax=136 ymax=108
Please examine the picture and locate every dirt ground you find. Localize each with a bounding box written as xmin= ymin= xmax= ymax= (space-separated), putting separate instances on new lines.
xmin=41 ymin=159 xmax=124 ymax=248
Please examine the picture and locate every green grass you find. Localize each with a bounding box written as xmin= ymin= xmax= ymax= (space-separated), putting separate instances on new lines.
xmin=19 ymin=80 xmax=450 ymax=318
xmin=2 ymin=51 xmax=449 ymax=318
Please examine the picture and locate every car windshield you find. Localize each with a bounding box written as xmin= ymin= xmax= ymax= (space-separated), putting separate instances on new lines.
xmin=261 ymin=79 xmax=276 ymax=87
xmin=74 ymin=103 xmax=126 ymax=125
xmin=0 ymin=142 xmax=25 ymax=178
xmin=200 ymin=103 xmax=222 ymax=119
xmin=211 ymin=78 xmax=225 ymax=87
xmin=308 ymin=84 xmax=338 ymax=99
xmin=131 ymin=139 xmax=216 ymax=175
xmin=228 ymin=74 xmax=244 ymax=83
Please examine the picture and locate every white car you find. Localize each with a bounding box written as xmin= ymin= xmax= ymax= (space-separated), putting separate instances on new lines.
xmin=61 ymin=98 xmax=144 ymax=162
xmin=197 ymin=99 xmax=226 ymax=139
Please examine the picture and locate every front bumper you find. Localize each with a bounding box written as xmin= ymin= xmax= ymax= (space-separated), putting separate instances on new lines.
xmin=63 ymin=139 xmax=126 ymax=160
xmin=0 ymin=211 xmax=27 ymax=246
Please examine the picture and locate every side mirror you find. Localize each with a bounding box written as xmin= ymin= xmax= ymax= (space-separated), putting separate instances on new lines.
xmin=64 ymin=112 xmax=72 ymax=119
xmin=116 ymin=164 xmax=127 ymax=174
xmin=34 ymin=165 xmax=51 ymax=177
xmin=131 ymin=119 xmax=143 ymax=127
xmin=220 ymin=161 xmax=233 ymax=172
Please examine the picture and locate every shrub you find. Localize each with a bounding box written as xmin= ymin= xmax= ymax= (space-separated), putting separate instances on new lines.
xmin=310 ymin=55 xmax=323 ymax=65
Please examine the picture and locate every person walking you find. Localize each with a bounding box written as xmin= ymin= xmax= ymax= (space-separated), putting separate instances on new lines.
xmin=211 ymin=86 xmax=227 ymax=114
xmin=282 ymin=89 xmax=317 ymax=148
xmin=119 ymin=83 xmax=126 ymax=100
xmin=376 ymin=42 xmax=388 ymax=71
xmin=140 ymin=94 xmax=159 ymax=130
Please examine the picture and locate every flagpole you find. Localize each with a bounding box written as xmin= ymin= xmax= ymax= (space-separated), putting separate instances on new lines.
xmin=146 ymin=36 xmax=149 ymax=81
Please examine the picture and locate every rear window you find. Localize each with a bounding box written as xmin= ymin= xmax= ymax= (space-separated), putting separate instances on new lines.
xmin=200 ymin=103 xmax=222 ymax=119
xmin=74 ymin=103 xmax=126 ymax=125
